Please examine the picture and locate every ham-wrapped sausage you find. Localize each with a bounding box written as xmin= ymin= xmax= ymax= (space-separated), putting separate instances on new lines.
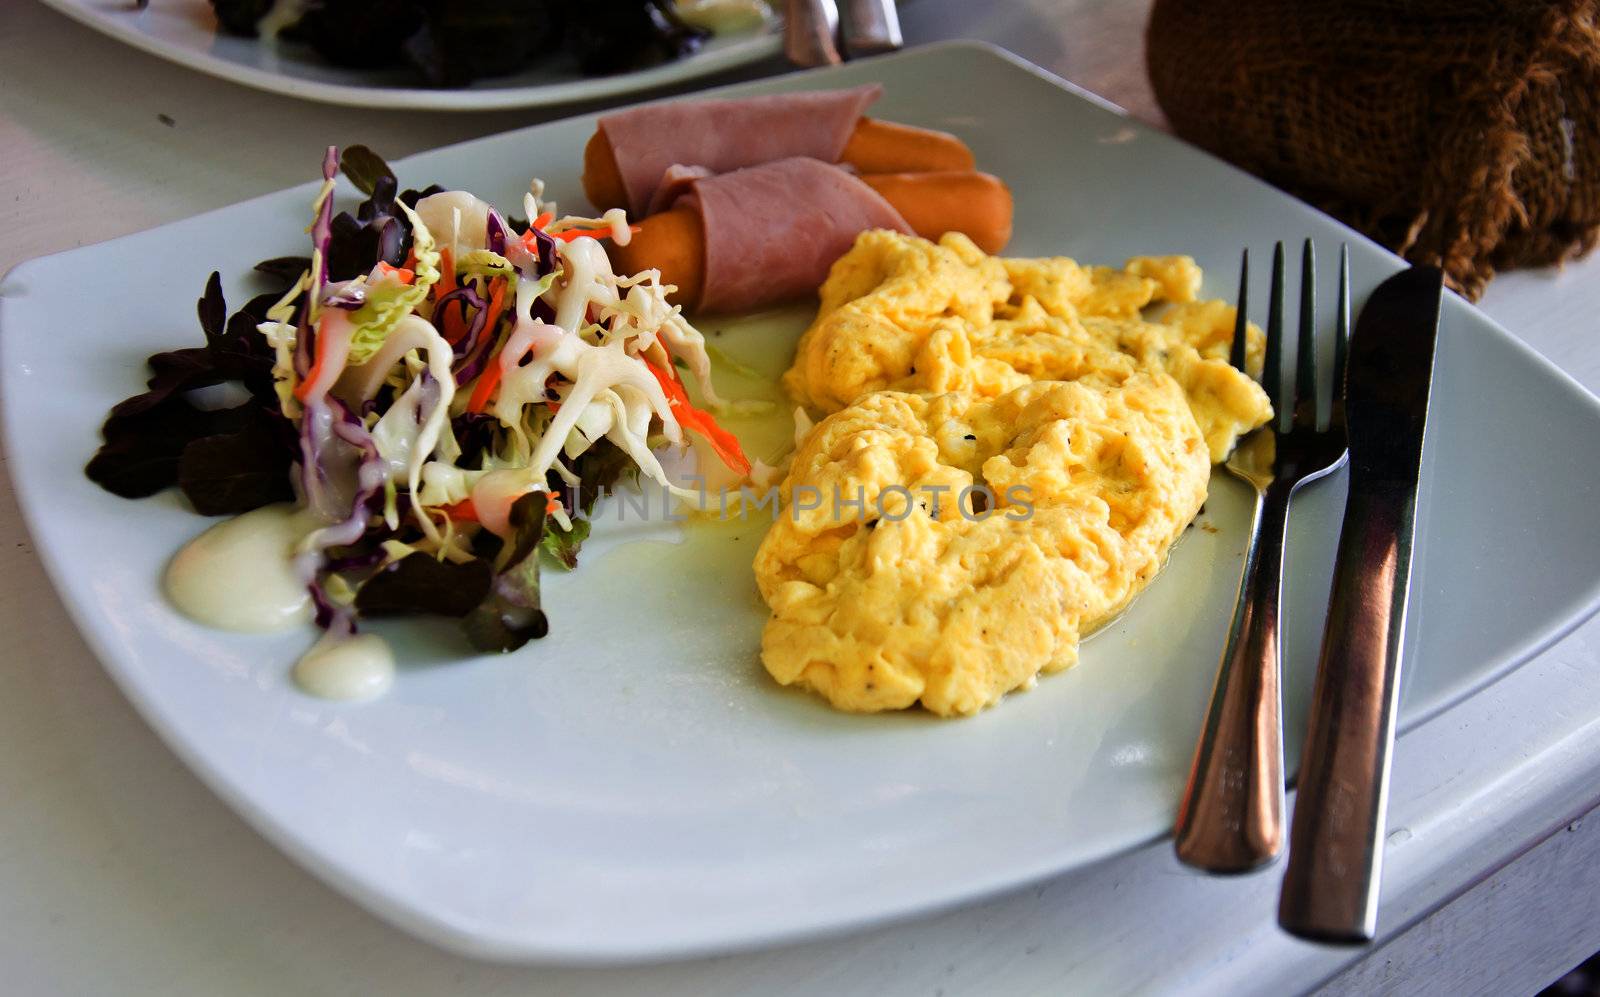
xmin=586 ymin=87 xmax=1012 ymax=312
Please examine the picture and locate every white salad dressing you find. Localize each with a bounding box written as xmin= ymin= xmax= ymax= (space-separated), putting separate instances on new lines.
xmin=490 ymin=322 xmax=681 ymax=499
xmin=299 ymin=308 xmax=356 ymax=398
xmin=469 ymin=470 xmax=543 ymax=539
xmin=601 ymin=208 xmax=633 ymax=246
xmin=552 ymin=236 xmax=616 ymax=333
xmin=165 ymin=504 xmax=320 ymax=632
xmin=333 ymin=313 xmax=437 ymax=402
xmin=292 ymin=631 xmax=395 ymax=701
xmin=414 ymin=190 xmax=492 ymax=257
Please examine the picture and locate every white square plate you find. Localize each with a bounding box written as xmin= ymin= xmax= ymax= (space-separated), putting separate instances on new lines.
xmin=5 ymin=43 xmax=1600 ymax=964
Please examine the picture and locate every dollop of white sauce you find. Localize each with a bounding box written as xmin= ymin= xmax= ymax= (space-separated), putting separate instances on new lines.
xmin=164 ymin=504 xmax=319 ymax=633
xmin=293 ymin=632 xmax=395 ymax=701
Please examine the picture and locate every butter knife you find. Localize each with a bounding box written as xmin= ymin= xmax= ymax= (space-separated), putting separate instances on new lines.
xmin=784 ymin=0 xmax=842 ymax=67
xmin=840 ymin=0 xmax=903 ymax=58
xmin=1277 ymin=264 xmax=1445 ymax=943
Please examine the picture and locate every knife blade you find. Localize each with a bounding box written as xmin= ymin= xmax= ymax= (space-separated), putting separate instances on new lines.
xmin=1277 ymin=264 xmax=1444 ymax=944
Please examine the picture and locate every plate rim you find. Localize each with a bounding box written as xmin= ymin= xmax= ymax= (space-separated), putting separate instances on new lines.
xmin=31 ymin=0 xmax=784 ymax=111
xmin=7 ymin=39 xmax=1600 ymax=964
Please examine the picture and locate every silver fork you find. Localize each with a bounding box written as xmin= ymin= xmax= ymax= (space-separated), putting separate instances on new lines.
xmin=1173 ymin=241 xmax=1351 ymax=873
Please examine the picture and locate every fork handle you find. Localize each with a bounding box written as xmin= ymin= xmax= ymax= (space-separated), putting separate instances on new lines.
xmin=1278 ymin=479 xmax=1416 ymax=943
xmin=1174 ymin=480 xmax=1292 ymax=872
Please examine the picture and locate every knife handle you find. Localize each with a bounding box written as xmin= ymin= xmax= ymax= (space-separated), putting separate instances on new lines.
xmin=784 ymin=0 xmax=842 ymax=67
xmin=1174 ymin=480 xmax=1288 ymax=872
xmin=840 ymin=0 xmax=903 ymax=57
xmin=1279 ymin=478 xmax=1418 ymax=943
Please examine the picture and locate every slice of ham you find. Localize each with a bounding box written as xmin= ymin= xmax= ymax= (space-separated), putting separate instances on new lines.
xmin=645 ymin=164 xmax=714 ymax=216
xmin=598 ymin=84 xmax=883 ymax=216
xmin=671 ymin=157 xmax=912 ymax=314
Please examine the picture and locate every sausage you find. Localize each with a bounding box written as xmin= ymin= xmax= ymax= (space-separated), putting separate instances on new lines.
xmin=608 ymin=170 xmax=1014 ymax=311
xmin=616 ymin=206 xmax=705 ymax=310
xmin=582 ymin=117 xmax=977 ymax=213
xmin=839 ymin=118 xmax=976 ymax=175
xmin=859 ymin=171 xmax=1012 ymax=255
xmin=582 ymin=128 xmax=631 ymax=216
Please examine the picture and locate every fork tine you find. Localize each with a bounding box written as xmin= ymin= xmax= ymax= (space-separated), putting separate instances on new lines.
xmin=1264 ymin=242 xmax=1287 ymax=429
xmin=1230 ymin=248 xmax=1249 ymax=372
xmin=1333 ymin=244 xmax=1351 ymax=416
xmin=1295 ymin=239 xmax=1318 ymax=429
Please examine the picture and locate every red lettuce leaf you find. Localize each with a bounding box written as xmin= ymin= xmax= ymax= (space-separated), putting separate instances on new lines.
xmin=355 ymin=553 xmax=493 ymax=618
xmin=541 ymin=438 xmax=638 ymax=570
xmin=177 ymin=408 xmax=297 ymax=515
xmin=463 ymin=492 xmax=550 ymax=652
xmin=87 ymin=272 xmax=290 ymax=506
xmin=253 ymin=255 xmax=312 ymax=287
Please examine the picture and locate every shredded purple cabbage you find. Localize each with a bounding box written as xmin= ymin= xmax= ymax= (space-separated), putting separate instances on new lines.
xmin=528 ymin=225 xmax=557 ymax=275
xmin=454 ymin=346 xmax=494 ymax=389
xmin=452 ymin=293 xmax=498 ymax=387
xmin=326 ymin=548 xmax=387 ymax=575
xmin=489 ymin=210 xmax=556 ymax=278
xmin=485 ymin=211 xmax=509 ymax=257
xmin=410 ymin=372 xmax=444 ymax=443
xmin=309 ymin=581 xmax=351 ymax=633
xmin=435 ymin=285 xmax=486 ymax=359
xmin=297 ymin=395 xmax=375 ymax=526
xmin=303 ymin=402 xmax=386 ymax=632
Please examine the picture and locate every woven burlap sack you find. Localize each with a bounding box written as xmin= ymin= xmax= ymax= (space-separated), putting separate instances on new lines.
xmin=1147 ymin=0 xmax=1599 ymax=299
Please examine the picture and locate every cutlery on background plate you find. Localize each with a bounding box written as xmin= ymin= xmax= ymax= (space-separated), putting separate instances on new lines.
xmin=784 ymin=0 xmax=843 ymax=67
xmin=840 ymin=0 xmax=903 ymax=57
xmin=1278 ymin=264 xmax=1445 ymax=943
xmin=1173 ymin=242 xmax=1352 ymax=873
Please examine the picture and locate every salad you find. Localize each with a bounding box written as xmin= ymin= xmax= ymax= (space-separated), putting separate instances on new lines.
xmin=197 ymin=1 xmax=727 ymax=88
xmin=87 ymin=146 xmax=750 ymax=684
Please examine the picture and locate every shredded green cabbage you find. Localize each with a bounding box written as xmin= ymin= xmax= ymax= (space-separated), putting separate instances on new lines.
xmin=457 ymin=249 xmax=516 ymax=281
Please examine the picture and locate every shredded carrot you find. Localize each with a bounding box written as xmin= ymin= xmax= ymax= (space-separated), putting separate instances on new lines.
xmin=402 ymin=248 xmax=418 ymax=271
xmin=466 ymin=361 xmax=502 ymax=414
xmin=480 ymin=277 xmax=508 ymax=337
xmin=437 ymin=248 xmax=456 ymax=293
xmin=293 ymin=315 xmax=333 ymax=403
xmin=433 ymin=248 xmax=465 ymax=342
xmin=545 ymin=493 xmax=562 ymax=515
xmin=644 ymin=360 xmax=751 ymax=476
xmin=443 ymin=498 xmax=479 ymax=522
xmin=550 ymin=224 xmax=641 ymax=243
xmin=464 ymin=280 xmax=511 ymax=413
xmin=376 ymin=261 xmax=415 ymax=284
xmin=532 ymin=211 xmax=554 ymax=230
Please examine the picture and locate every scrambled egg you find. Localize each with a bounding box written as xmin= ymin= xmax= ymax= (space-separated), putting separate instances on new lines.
xmin=783 ymin=231 xmax=1268 ymax=462
xmin=756 ymin=231 xmax=1273 ymax=716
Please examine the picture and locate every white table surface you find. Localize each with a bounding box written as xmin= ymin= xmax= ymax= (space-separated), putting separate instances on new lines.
xmin=5 ymin=1 xmax=1600 ymax=993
